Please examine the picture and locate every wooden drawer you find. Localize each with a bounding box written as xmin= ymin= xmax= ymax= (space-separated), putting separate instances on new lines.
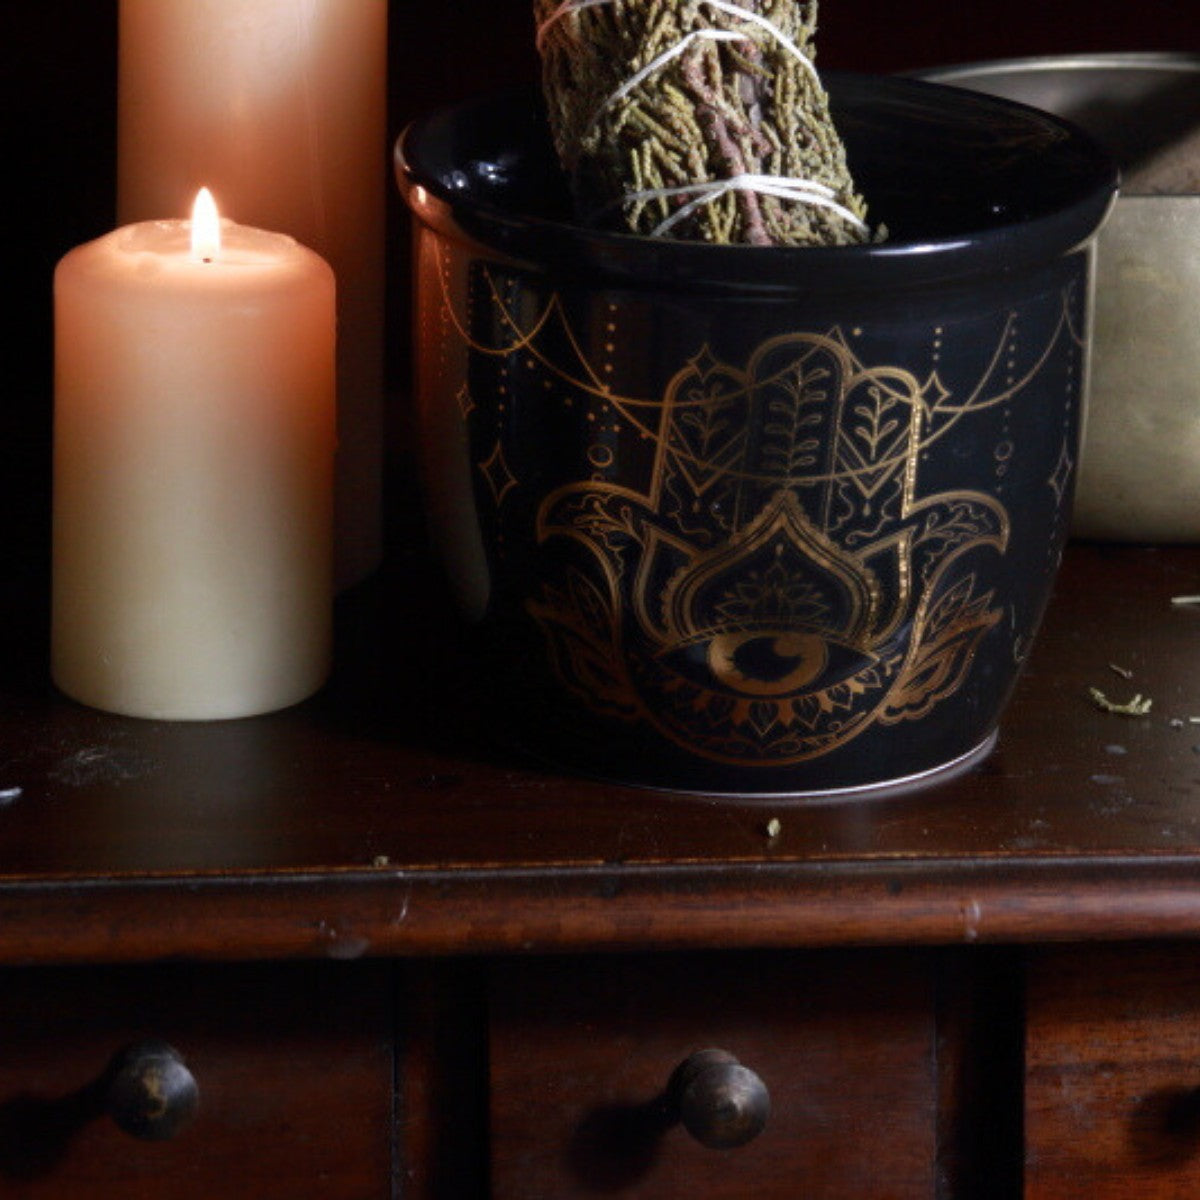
xmin=489 ymin=950 xmax=940 ymax=1198
xmin=0 ymin=961 xmax=393 ymax=1198
xmin=1026 ymin=944 xmax=1200 ymax=1198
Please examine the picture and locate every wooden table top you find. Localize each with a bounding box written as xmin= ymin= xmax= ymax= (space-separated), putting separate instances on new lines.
xmin=2 ymin=540 xmax=1199 ymax=963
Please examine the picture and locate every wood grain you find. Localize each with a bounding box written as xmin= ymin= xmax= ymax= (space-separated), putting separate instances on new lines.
xmin=0 ymin=961 xmax=393 ymax=1199
xmin=1027 ymin=944 xmax=1200 ymax=1199
xmin=3 ymin=545 xmax=1200 ymax=961
xmin=489 ymin=950 xmax=939 ymax=1198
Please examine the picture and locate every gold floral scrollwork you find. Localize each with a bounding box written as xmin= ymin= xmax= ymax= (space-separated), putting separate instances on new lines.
xmin=432 ymin=251 xmax=1083 ymax=766
xmin=526 ymin=328 xmax=1012 ymax=767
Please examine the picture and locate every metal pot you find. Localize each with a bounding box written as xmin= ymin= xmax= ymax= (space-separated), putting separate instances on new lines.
xmin=918 ymin=54 xmax=1200 ymax=543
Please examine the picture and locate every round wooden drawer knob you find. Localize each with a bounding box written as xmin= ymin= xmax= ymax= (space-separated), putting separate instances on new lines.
xmin=669 ymin=1048 xmax=771 ymax=1149
xmin=105 ymin=1040 xmax=199 ymax=1141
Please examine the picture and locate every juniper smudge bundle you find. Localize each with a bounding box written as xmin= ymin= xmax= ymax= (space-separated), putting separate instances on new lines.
xmin=534 ymin=0 xmax=879 ymax=246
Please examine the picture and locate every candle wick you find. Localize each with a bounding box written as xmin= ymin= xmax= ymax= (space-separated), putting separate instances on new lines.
xmin=202 ymin=256 xmax=213 ymax=264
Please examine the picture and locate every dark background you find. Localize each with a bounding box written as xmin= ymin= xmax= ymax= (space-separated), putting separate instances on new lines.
xmin=1 ymin=1 xmax=1195 ymax=609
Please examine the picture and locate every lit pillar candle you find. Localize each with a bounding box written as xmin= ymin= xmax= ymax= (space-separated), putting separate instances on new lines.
xmin=52 ymin=189 xmax=336 ymax=720
xmin=117 ymin=0 xmax=387 ymax=590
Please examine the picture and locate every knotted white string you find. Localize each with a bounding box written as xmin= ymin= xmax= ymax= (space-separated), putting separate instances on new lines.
xmin=694 ymin=0 xmax=818 ymax=81
xmin=627 ymin=173 xmax=869 ymax=237
xmin=536 ymin=0 xmax=818 ymax=84
xmin=602 ymin=28 xmax=748 ymax=118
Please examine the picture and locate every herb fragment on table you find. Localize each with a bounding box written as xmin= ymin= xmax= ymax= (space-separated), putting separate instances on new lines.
xmin=1088 ymin=687 xmax=1153 ymax=717
xmin=1170 ymin=595 xmax=1200 ymax=607
xmin=1107 ymin=663 xmax=1133 ymax=679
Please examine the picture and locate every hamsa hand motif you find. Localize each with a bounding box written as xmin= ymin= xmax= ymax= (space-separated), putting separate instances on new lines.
xmin=526 ymin=330 xmax=1009 ymax=767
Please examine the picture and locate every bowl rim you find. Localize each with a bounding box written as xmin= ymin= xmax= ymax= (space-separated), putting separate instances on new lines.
xmin=914 ymin=49 xmax=1200 ymax=82
xmin=396 ymin=72 xmax=1119 ymax=294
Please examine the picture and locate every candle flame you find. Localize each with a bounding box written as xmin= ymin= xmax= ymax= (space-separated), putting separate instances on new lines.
xmin=190 ymin=187 xmax=221 ymax=261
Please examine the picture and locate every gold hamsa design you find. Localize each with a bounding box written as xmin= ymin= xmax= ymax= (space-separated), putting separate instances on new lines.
xmin=525 ymin=330 xmax=1009 ymax=765
xmin=423 ymin=243 xmax=1082 ymax=769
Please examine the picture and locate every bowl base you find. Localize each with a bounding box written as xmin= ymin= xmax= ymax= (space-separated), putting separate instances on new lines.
xmin=512 ymin=729 xmax=999 ymax=805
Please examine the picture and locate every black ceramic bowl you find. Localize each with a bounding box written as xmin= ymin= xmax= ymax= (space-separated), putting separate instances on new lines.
xmin=396 ymin=74 xmax=1117 ymax=798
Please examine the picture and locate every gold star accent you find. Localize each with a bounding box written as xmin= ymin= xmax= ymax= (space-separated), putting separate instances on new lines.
xmin=1048 ymin=438 xmax=1074 ymax=503
xmin=480 ymin=442 xmax=518 ymax=506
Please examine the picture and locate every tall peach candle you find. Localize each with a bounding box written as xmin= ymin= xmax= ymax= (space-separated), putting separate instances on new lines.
xmin=117 ymin=0 xmax=387 ymax=589
xmin=52 ymin=191 xmax=336 ymax=720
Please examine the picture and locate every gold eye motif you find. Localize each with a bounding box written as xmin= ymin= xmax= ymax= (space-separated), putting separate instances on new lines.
xmin=705 ymin=631 xmax=829 ymax=697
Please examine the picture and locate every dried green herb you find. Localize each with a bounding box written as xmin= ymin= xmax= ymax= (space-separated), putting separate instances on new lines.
xmin=1089 ymin=688 xmax=1153 ymax=717
xmin=534 ymin=0 xmax=877 ymax=246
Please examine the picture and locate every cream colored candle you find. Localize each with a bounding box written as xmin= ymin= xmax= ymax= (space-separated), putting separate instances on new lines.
xmin=52 ymin=192 xmax=336 ymax=720
xmin=118 ymin=0 xmax=387 ymax=589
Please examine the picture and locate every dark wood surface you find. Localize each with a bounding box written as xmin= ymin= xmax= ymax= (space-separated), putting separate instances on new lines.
xmin=489 ymin=951 xmax=940 ymax=1198
xmin=1025 ymin=943 xmax=1200 ymax=1198
xmin=2 ymin=2 xmax=1198 ymax=967
xmin=0 ymin=961 xmax=394 ymax=1198
xmin=2 ymin=542 xmax=1200 ymax=963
